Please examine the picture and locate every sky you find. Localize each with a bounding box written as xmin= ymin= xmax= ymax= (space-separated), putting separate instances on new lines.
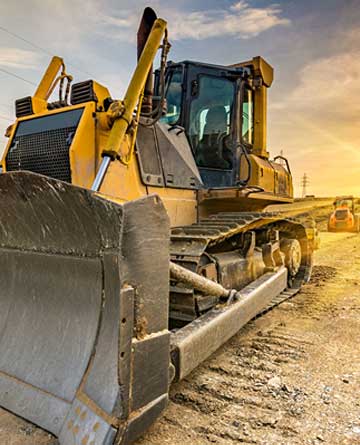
xmin=0 ymin=0 xmax=359 ymax=197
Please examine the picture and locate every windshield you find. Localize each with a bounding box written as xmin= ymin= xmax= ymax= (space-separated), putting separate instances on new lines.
xmin=335 ymin=209 xmax=350 ymax=220
xmin=335 ymin=198 xmax=353 ymax=208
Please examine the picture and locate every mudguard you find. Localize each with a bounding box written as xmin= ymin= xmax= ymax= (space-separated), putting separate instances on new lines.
xmin=0 ymin=172 xmax=170 ymax=445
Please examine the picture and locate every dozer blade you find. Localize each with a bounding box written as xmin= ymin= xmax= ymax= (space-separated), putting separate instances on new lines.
xmin=0 ymin=172 xmax=170 ymax=445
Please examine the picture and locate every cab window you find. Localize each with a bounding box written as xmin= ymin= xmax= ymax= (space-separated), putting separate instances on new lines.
xmin=242 ymin=87 xmax=254 ymax=145
xmin=189 ymin=76 xmax=235 ymax=170
xmin=161 ymin=69 xmax=183 ymax=125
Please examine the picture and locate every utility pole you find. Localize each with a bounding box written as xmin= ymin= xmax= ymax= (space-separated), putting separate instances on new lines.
xmin=301 ymin=173 xmax=309 ymax=198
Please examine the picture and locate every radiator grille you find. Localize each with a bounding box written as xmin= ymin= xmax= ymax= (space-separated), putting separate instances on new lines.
xmin=6 ymin=127 xmax=76 ymax=182
xmin=335 ymin=221 xmax=348 ymax=229
xmin=6 ymin=108 xmax=83 ymax=183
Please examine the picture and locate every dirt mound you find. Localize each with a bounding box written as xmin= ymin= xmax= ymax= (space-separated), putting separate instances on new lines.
xmin=309 ymin=265 xmax=337 ymax=286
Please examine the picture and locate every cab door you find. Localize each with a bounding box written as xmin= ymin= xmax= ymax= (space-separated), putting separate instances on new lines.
xmin=185 ymin=69 xmax=237 ymax=188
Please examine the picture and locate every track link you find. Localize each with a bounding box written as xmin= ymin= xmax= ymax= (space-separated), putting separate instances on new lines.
xmin=170 ymin=211 xmax=315 ymax=323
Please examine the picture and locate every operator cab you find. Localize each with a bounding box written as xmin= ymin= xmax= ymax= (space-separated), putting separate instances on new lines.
xmin=157 ymin=61 xmax=253 ymax=187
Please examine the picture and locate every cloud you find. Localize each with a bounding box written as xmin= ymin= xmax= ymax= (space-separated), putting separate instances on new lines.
xmin=291 ymin=52 xmax=360 ymax=108
xmin=0 ymin=48 xmax=41 ymax=69
xmin=268 ymin=46 xmax=360 ymax=196
xmin=269 ymin=52 xmax=360 ymax=164
xmin=100 ymin=1 xmax=290 ymax=42
xmin=271 ymin=50 xmax=360 ymax=114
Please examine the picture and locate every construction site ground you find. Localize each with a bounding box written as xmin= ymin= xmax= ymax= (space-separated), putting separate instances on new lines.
xmin=1 ymin=204 xmax=359 ymax=445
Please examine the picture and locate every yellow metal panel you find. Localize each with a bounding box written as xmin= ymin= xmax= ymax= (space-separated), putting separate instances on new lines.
xmin=230 ymin=56 xmax=272 ymax=158
xmin=34 ymin=56 xmax=64 ymax=101
xmin=69 ymin=103 xmax=97 ymax=188
xmin=1 ymin=103 xmax=97 ymax=191
xmin=91 ymin=82 xmax=111 ymax=108
xmin=31 ymin=97 xmax=48 ymax=114
xmin=1 ymin=123 xmax=17 ymax=170
xmin=100 ymin=147 xmax=147 ymax=203
xmin=271 ymin=161 xmax=293 ymax=197
xmin=253 ymin=85 xmax=268 ymax=158
xmin=147 ymin=186 xmax=197 ymax=226
xmin=1 ymin=104 xmax=89 ymax=171
xmin=198 ymin=187 xmax=293 ymax=219
xmin=240 ymin=154 xmax=273 ymax=192
xmin=230 ymin=56 xmax=273 ymax=87
xmin=250 ymin=56 xmax=274 ymax=88
xmin=98 ymin=145 xmax=196 ymax=227
xmin=239 ymin=154 xmax=292 ymax=198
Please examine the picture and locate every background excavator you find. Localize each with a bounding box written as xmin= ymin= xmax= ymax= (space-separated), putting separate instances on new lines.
xmin=328 ymin=195 xmax=360 ymax=232
xmin=0 ymin=7 xmax=317 ymax=445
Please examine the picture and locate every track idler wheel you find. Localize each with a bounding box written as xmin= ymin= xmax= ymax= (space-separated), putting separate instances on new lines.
xmin=280 ymin=238 xmax=302 ymax=286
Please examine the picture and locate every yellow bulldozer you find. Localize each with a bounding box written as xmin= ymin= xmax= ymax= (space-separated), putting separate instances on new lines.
xmin=0 ymin=8 xmax=317 ymax=445
xmin=328 ymin=195 xmax=360 ymax=232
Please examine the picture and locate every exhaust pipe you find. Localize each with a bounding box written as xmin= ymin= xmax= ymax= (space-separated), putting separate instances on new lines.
xmin=137 ymin=7 xmax=157 ymax=115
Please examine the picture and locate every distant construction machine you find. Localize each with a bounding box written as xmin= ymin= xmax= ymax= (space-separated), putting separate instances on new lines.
xmin=0 ymin=7 xmax=317 ymax=445
xmin=328 ymin=196 xmax=360 ymax=232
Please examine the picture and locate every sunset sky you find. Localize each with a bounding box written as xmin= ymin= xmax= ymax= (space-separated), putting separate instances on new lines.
xmin=0 ymin=0 xmax=358 ymax=197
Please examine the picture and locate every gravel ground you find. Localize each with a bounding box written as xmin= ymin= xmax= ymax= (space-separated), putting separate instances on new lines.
xmin=0 ymin=231 xmax=359 ymax=445
xmin=135 ymin=231 xmax=360 ymax=445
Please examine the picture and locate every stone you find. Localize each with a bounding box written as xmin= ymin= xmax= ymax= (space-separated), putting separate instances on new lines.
xmin=267 ymin=376 xmax=282 ymax=389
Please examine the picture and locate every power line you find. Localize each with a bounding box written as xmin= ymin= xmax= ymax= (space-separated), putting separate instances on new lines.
xmin=0 ymin=24 xmax=99 ymax=81
xmin=0 ymin=67 xmax=36 ymax=86
xmin=0 ymin=25 xmax=52 ymax=57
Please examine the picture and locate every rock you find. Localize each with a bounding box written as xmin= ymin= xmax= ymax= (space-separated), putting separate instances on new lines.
xmin=282 ymin=384 xmax=292 ymax=393
xmin=19 ymin=425 xmax=34 ymax=436
xmin=267 ymin=376 xmax=282 ymax=389
xmin=316 ymin=434 xmax=325 ymax=441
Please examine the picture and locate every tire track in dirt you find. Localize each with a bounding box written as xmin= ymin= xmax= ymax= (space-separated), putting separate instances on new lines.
xmin=137 ymin=232 xmax=360 ymax=445
xmin=162 ymin=327 xmax=312 ymax=444
xmin=0 ymin=233 xmax=359 ymax=445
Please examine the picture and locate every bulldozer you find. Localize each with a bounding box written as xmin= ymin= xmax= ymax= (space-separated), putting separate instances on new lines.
xmin=328 ymin=195 xmax=359 ymax=232
xmin=0 ymin=8 xmax=317 ymax=445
